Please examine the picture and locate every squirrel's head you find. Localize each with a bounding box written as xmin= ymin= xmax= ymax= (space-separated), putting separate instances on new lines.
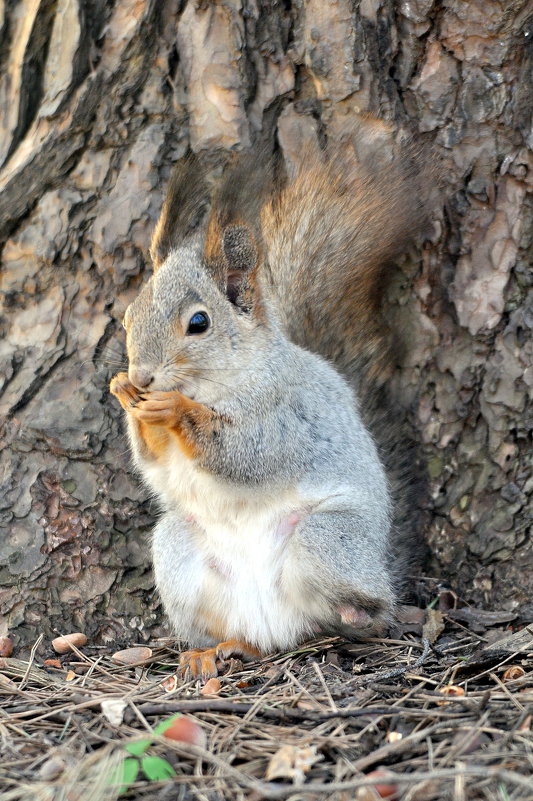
xmin=122 ymin=156 xmax=272 ymax=402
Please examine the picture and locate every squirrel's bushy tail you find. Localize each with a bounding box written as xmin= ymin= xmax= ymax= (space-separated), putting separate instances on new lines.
xmin=261 ymin=120 xmax=430 ymax=388
xmin=260 ymin=120 xmax=433 ymax=596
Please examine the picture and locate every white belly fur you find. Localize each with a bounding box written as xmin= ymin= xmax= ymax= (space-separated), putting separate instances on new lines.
xmin=150 ymin=442 xmax=317 ymax=651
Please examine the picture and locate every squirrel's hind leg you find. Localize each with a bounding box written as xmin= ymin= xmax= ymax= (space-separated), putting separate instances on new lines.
xmin=153 ymin=513 xmax=263 ymax=675
xmin=284 ymin=505 xmax=395 ymax=636
xmin=152 ymin=513 xmax=215 ymax=647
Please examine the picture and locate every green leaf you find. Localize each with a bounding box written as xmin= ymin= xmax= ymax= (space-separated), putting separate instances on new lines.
xmin=124 ymin=738 xmax=153 ymax=757
xmin=140 ymin=756 xmax=176 ymax=781
xmin=108 ymin=757 xmax=140 ymax=793
xmin=153 ymin=714 xmax=182 ymax=736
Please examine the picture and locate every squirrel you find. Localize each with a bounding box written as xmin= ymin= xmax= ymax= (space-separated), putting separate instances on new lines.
xmin=110 ymin=117 xmax=430 ymax=679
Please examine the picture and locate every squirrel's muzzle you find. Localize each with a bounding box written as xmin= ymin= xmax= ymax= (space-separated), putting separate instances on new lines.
xmin=129 ymin=365 xmax=154 ymax=390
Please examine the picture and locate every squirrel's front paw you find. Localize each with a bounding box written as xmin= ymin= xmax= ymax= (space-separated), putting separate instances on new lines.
xmin=110 ymin=372 xmax=142 ymax=411
xmin=130 ymin=390 xmax=180 ymax=426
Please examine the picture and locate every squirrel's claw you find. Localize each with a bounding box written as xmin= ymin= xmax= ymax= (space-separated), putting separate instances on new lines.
xmin=179 ymin=648 xmax=219 ymax=679
xmin=131 ymin=392 xmax=179 ymax=425
xmin=110 ymin=372 xmax=141 ymax=410
xmin=179 ymin=640 xmax=262 ymax=680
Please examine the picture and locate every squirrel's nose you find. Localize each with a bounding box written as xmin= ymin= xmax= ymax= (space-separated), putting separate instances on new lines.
xmin=129 ymin=365 xmax=154 ymax=389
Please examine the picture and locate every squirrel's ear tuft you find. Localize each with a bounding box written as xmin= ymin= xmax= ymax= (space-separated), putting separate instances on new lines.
xmin=222 ymin=225 xmax=258 ymax=275
xmin=222 ymin=224 xmax=261 ymax=310
xmin=203 ymin=147 xmax=278 ymax=310
xmin=150 ymin=154 xmax=209 ymax=271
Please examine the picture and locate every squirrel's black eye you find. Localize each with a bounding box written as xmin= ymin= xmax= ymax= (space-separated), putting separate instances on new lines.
xmin=186 ymin=311 xmax=210 ymax=335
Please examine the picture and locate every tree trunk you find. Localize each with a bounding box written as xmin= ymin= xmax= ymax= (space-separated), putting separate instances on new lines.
xmin=1 ymin=0 xmax=531 ymax=649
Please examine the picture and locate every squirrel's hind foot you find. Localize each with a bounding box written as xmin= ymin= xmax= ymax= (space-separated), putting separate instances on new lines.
xmin=179 ymin=639 xmax=261 ymax=679
xmin=334 ymin=604 xmax=389 ymax=639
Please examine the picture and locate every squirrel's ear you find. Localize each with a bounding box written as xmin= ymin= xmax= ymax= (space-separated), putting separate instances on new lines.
xmin=222 ymin=225 xmax=257 ymax=274
xmin=150 ymin=154 xmax=209 ymax=271
xmin=222 ymin=224 xmax=261 ymax=309
xmin=203 ymin=146 xmax=278 ymax=306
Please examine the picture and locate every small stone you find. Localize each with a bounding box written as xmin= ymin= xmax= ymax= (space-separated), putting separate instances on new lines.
xmin=39 ymin=755 xmax=67 ymax=781
xmin=163 ymin=716 xmax=207 ymax=747
xmin=101 ymin=698 xmax=128 ymax=726
xmin=52 ymin=633 xmax=87 ymax=654
xmin=200 ymin=677 xmax=221 ymax=695
xmin=111 ymin=646 xmax=153 ymax=665
xmin=365 ymin=768 xmax=398 ymax=798
xmin=385 ymin=731 xmax=403 ymax=743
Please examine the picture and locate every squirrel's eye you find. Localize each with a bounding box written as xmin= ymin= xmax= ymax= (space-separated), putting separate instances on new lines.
xmin=186 ymin=311 xmax=210 ymax=335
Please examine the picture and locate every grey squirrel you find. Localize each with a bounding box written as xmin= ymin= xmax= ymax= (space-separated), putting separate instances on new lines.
xmin=110 ymin=117 xmax=429 ymax=678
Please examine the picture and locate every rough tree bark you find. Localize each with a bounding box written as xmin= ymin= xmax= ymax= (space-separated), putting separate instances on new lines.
xmin=0 ymin=0 xmax=531 ymax=649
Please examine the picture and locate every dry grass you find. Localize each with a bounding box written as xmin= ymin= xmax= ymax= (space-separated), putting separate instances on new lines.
xmin=0 ymin=612 xmax=532 ymax=801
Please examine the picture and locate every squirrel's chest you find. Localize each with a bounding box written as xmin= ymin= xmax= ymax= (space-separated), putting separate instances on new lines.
xmin=188 ymin=499 xmax=305 ymax=649
xmin=151 ymin=447 xmax=321 ymax=649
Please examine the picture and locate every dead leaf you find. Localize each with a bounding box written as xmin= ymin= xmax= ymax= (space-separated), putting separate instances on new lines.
xmin=450 ymin=729 xmax=488 ymax=756
xmin=423 ymin=608 xmax=445 ymax=643
xmin=265 ymin=744 xmax=322 ymax=784
xmin=448 ymin=608 xmax=517 ymax=631
xmin=393 ymin=604 xmax=424 ymax=636
xmin=502 ymin=665 xmax=525 ymax=681
xmin=65 ymin=670 xmax=76 ymax=681
xmin=0 ymin=637 xmax=13 ymax=657
xmin=397 ymin=605 xmax=425 ymax=625
xmin=111 ymin=646 xmax=153 ymax=665
xmin=160 ymin=674 xmax=178 ymax=692
xmin=101 ymin=698 xmax=128 ymax=726
xmin=482 ymin=627 xmax=533 ymax=655
xmin=437 ymin=589 xmax=458 ymax=612
xmin=437 ymin=685 xmax=465 ymax=705
xmin=43 ymin=658 xmax=63 ymax=669
xmin=262 ymin=666 xmax=278 ymax=679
